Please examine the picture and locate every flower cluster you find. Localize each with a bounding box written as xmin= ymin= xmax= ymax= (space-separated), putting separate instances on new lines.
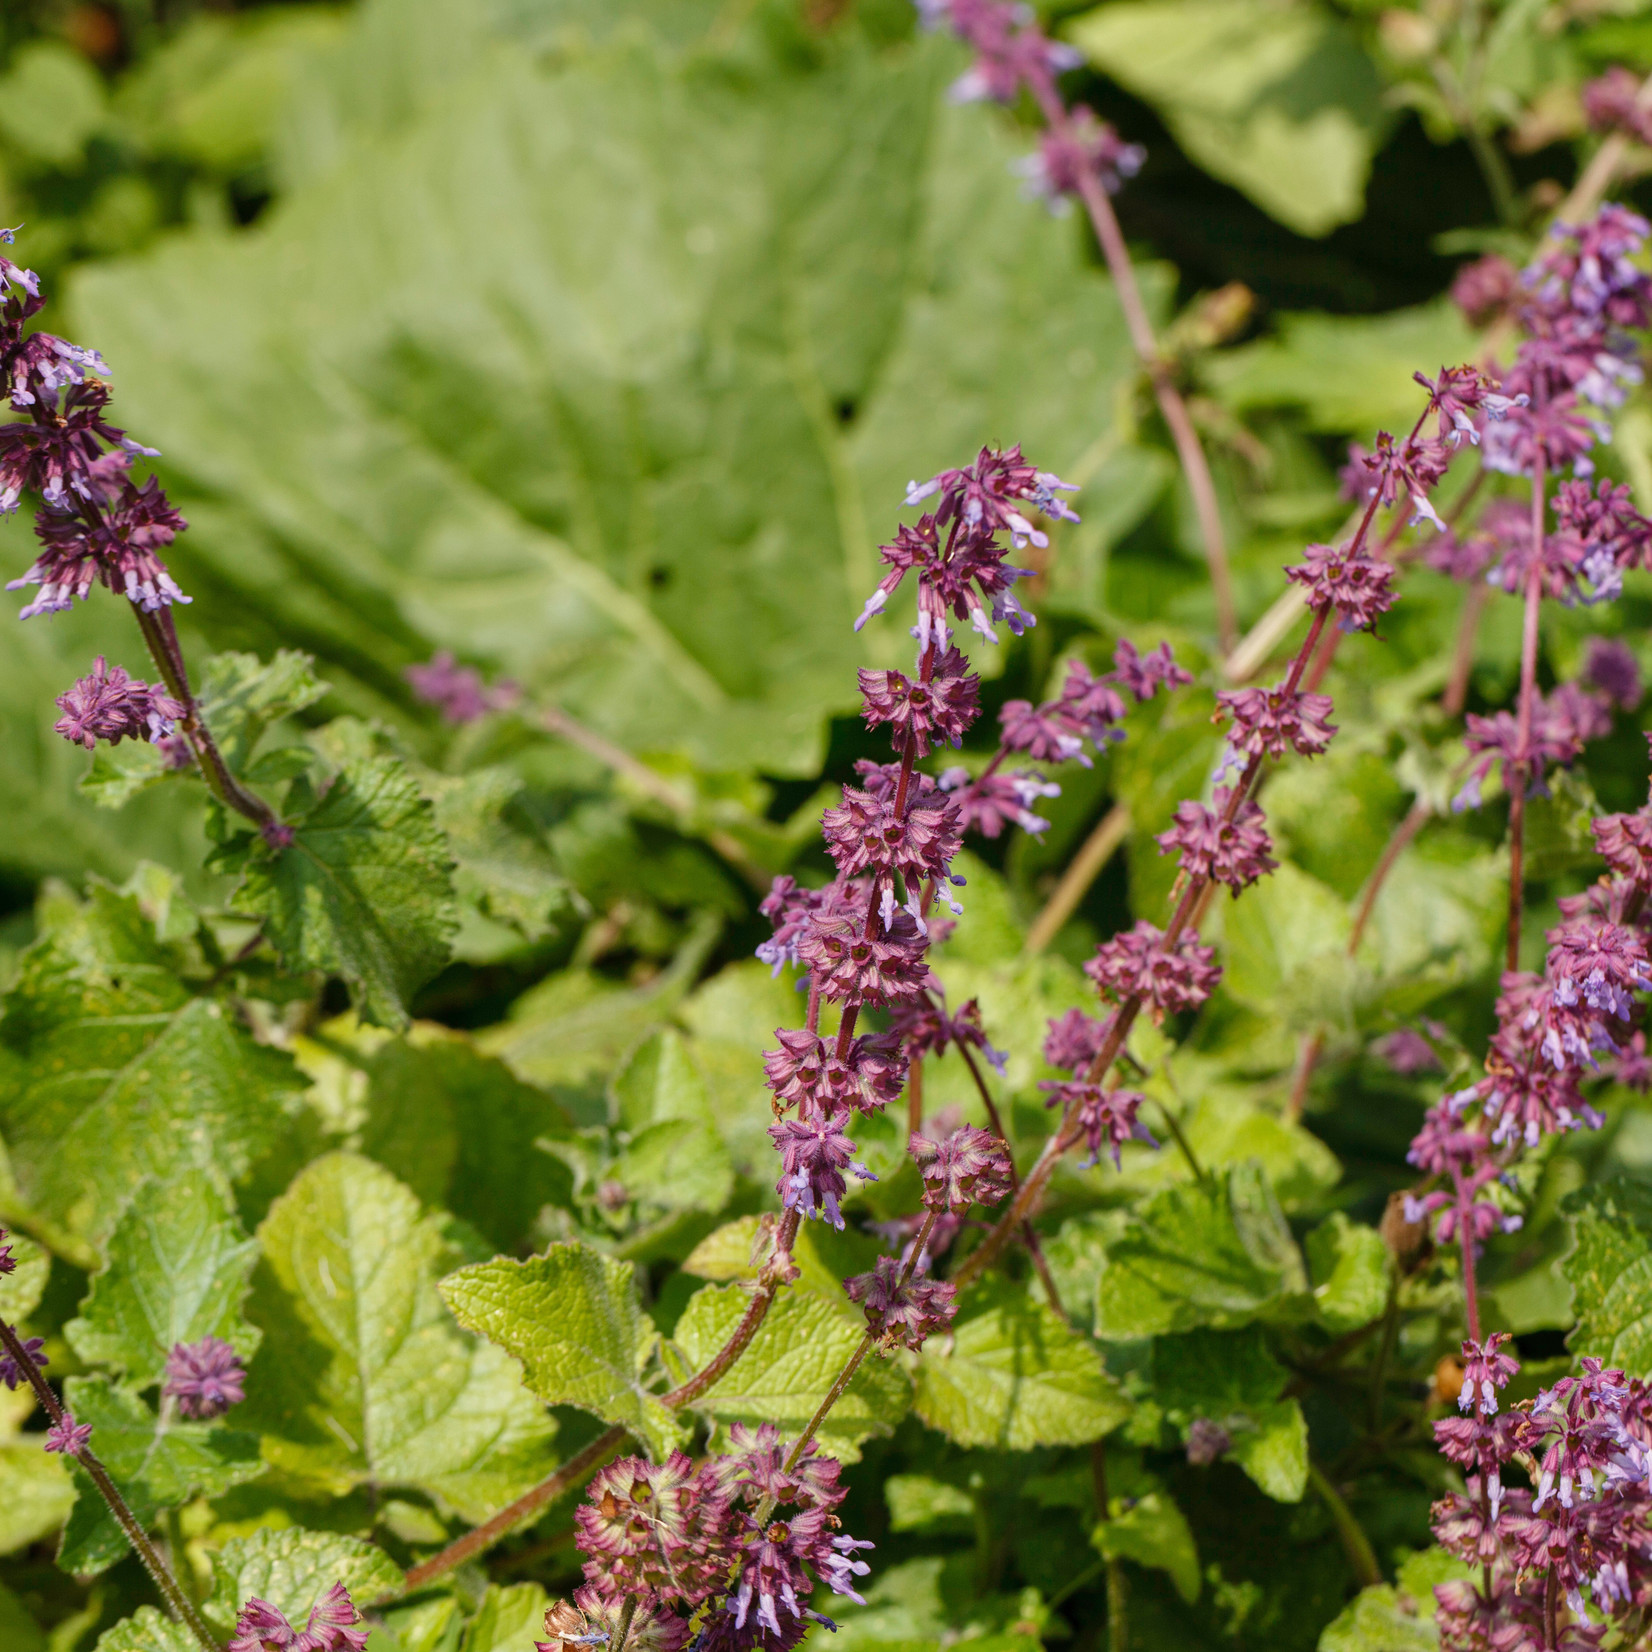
xmin=846 ymin=1255 xmax=958 ymax=1349
xmin=406 ymin=651 xmax=520 ymax=723
xmin=0 ymin=230 xmax=192 ymax=619
xmin=565 ymin=1427 xmax=872 ymax=1652
xmin=1583 ymin=67 xmax=1652 ymax=146
xmin=163 ymin=1335 xmax=247 ymax=1419
xmin=1038 ymin=1080 xmax=1153 ymax=1169
xmin=1455 ymin=676 xmax=1614 ymax=811
xmin=227 ymin=1583 xmax=369 ymax=1652
xmin=53 ymin=656 xmax=182 ymax=751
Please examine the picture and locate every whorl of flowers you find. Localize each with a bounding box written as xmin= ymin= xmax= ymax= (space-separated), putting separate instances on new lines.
xmin=227 ymin=1583 xmax=369 ymax=1652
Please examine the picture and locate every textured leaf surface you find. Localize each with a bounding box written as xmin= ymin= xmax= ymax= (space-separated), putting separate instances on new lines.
xmin=1564 ymin=1180 xmax=1652 ymax=1375
xmin=440 ymin=1242 xmax=676 ymax=1458
xmin=231 ymin=755 xmax=456 ymax=1028
xmin=913 ymin=1282 xmax=1130 ymax=1450
xmin=94 ymin=1608 xmax=196 ymax=1652
xmin=205 ymin=1526 xmax=403 ymax=1631
xmin=58 ymin=1374 xmax=264 ymax=1574
xmin=196 ymin=648 xmax=325 ymax=777
xmin=1306 ymin=1214 xmax=1391 ymax=1336
xmin=0 ymin=1436 xmax=73 ymax=1558
xmin=1318 ymin=1584 xmax=1438 ymax=1652
xmin=0 ymin=884 xmax=299 ymax=1263
xmin=65 ymin=1168 xmax=261 ymax=1387
xmin=242 ymin=1154 xmax=559 ymax=1516
xmin=671 ymin=1280 xmax=907 ymax=1463
xmin=1093 ymin=1165 xmax=1308 ymax=1339
xmin=462 ymin=1583 xmax=551 ymax=1652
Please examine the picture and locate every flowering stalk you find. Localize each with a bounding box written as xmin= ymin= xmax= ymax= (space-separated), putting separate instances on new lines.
xmin=920 ymin=0 xmax=1238 ymax=651
xmin=1506 ymin=453 xmax=1547 ymax=973
xmin=0 ymin=1314 xmax=222 ymax=1651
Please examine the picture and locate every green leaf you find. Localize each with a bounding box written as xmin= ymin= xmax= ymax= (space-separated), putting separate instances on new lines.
xmin=1068 ymin=0 xmax=1387 ymax=236
xmin=1093 ymin=1491 xmax=1201 ymax=1603
xmin=885 ymin=1474 xmax=975 ymax=1533
xmin=230 ymin=754 xmax=457 ymax=1029
xmin=65 ymin=1168 xmax=261 ymax=1388
xmin=1220 ymin=861 xmax=1351 ymax=1023
xmin=0 ymin=883 xmax=301 ymax=1264
xmin=74 ymin=29 xmax=1141 ymax=776
xmin=242 ymin=1154 xmax=560 ymax=1516
xmin=1564 ymin=1179 xmax=1652 ymax=1374
xmin=913 ymin=1281 xmax=1130 ymax=1450
xmin=1205 ymin=299 xmax=1478 ymax=435
xmin=58 ymin=1374 xmax=264 ymax=1575
xmin=197 ymin=649 xmax=327 ymax=778
xmin=1306 ymin=1214 xmax=1391 ymax=1337
xmin=0 ymin=1435 xmax=74 ymax=1558
xmin=668 ymin=1280 xmax=908 ymax=1463
xmin=608 ymin=1031 xmax=734 ymax=1213
xmin=79 ymin=743 xmax=171 ymax=811
xmin=204 ymin=1526 xmax=403 ymax=1632
xmin=0 ymin=1232 xmax=50 ymax=1323
xmin=428 ymin=768 xmax=577 ymax=962
xmin=0 ymin=1581 xmax=45 ymax=1652
xmin=1318 ymin=1584 xmax=1438 ymax=1652
xmin=0 ymin=41 xmax=105 ymax=165
xmin=357 ymin=1029 xmax=574 ymax=1254
xmin=1093 ymin=1164 xmax=1308 ymax=1339
xmin=94 ymin=1608 xmax=196 ymax=1652
xmin=461 ymin=1583 xmax=551 ymax=1652
xmin=1229 ymin=1398 xmax=1309 ymax=1504
xmin=439 ymin=1242 xmax=677 ymax=1459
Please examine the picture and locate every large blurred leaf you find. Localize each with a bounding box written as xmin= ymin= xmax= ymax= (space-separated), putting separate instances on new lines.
xmin=72 ymin=27 xmax=1141 ymax=774
xmin=1069 ymin=0 xmax=1387 ymax=236
xmin=204 ymin=1526 xmax=403 ymax=1633
xmin=1564 ymin=1180 xmax=1652 ymax=1376
xmin=0 ymin=883 xmax=300 ymax=1265
xmin=242 ymin=1153 xmax=560 ymax=1516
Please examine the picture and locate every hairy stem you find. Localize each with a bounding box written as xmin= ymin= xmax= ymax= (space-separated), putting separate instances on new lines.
xmin=1307 ymin=1461 xmax=1381 ymax=1588
xmin=957 ymin=1042 xmax=1069 ymax=1322
xmin=1507 ymin=454 xmax=1546 ymax=974
xmin=132 ymin=604 xmax=276 ymax=831
xmin=0 ymin=1321 xmax=222 ymax=1650
xmin=1024 ymin=801 xmax=1131 ymax=955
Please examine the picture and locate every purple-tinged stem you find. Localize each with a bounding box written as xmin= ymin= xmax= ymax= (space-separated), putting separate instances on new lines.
xmin=0 ymin=1320 xmax=222 ymax=1651
xmin=1507 ymin=452 xmax=1547 ymax=974
xmin=1453 ymin=1171 xmax=1483 ymax=1345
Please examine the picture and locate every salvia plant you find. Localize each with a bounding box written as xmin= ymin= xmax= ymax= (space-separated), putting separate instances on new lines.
xmin=11 ymin=5 xmax=1652 ymax=1652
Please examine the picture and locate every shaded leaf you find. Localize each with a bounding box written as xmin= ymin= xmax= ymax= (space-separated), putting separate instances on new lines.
xmin=461 ymin=1583 xmax=551 ymax=1652
xmin=204 ymin=1526 xmax=402 ymax=1632
xmin=886 ymin=1474 xmax=975 ymax=1533
xmin=1093 ymin=1164 xmax=1308 ymax=1339
xmin=1306 ymin=1213 xmax=1391 ymax=1336
xmin=1564 ymin=1179 xmax=1652 ymax=1375
xmin=1093 ymin=1491 xmax=1200 ymax=1603
xmin=94 ymin=1608 xmax=196 ymax=1652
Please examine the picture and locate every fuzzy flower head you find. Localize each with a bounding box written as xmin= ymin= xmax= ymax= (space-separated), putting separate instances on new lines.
xmin=163 ymin=1335 xmax=246 ymax=1419
xmin=858 ymin=646 xmax=980 ymax=756
xmin=888 ymin=995 xmax=1005 ymax=1072
xmin=1285 ymin=541 xmax=1398 ymax=633
xmin=763 ymin=1027 xmax=906 ymax=1120
xmin=574 ymin=1452 xmax=727 ymax=1606
xmin=405 ymin=652 xmax=520 ymax=724
xmin=846 ymin=1256 xmax=958 ymax=1350
xmin=1214 ymin=684 xmax=1336 ymax=763
xmin=1583 ymin=66 xmax=1652 ymax=144
xmin=1458 ymin=1332 xmax=1520 ymax=1417
xmin=228 ymin=1584 xmax=370 ymax=1652
xmin=44 ymin=1412 xmax=91 ymax=1456
xmin=1583 ymin=636 xmax=1643 ymax=710
xmin=1041 ymin=1080 xmax=1155 ymax=1169
xmin=1018 ymin=106 xmax=1144 ymax=212
xmin=1086 ymin=919 xmax=1223 ymax=1019
xmin=0 ymin=1330 xmax=45 ymax=1390
xmin=1451 ymin=254 xmax=1521 ymax=327
xmin=53 ymin=656 xmax=182 ymax=751
xmin=821 ymin=786 xmax=961 ymax=885
xmin=912 ymin=1123 xmax=1013 ymax=1212
xmin=1156 ymin=788 xmax=1277 ymax=894
xmin=1042 ymin=1007 xmax=1110 ymax=1072
xmin=940 ymin=767 xmax=1059 ymax=839
xmin=770 ymin=1116 xmax=875 ymax=1229
xmin=923 ymin=0 xmax=1084 ymax=107
xmin=796 ymin=907 xmax=931 ymax=1007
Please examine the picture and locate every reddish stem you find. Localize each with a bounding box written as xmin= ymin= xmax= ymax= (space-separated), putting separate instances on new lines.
xmin=1507 ymin=454 xmax=1546 ymax=974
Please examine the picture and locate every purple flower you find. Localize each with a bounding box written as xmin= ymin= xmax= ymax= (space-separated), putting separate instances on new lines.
xmin=796 ymin=907 xmax=931 ymax=1007
xmin=1285 ymin=541 xmax=1398 ymax=633
xmin=888 ymin=996 xmax=1004 ymax=1072
xmin=53 ymin=656 xmax=182 ymax=750
xmin=1583 ymin=637 xmax=1643 ymax=710
xmin=538 ymin=1591 xmax=680 ymax=1652
xmin=1584 ymin=67 xmax=1652 ymax=144
xmin=845 ymin=1256 xmax=958 ymax=1349
xmin=762 ymin=1027 xmax=905 ymax=1119
xmin=44 ymin=1412 xmax=91 ymax=1456
xmin=0 ymin=1227 xmax=14 ymax=1276
xmin=1041 ymin=1080 xmax=1154 ymax=1169
xmin=1214 ymin=684 xmax=1336 ymax=762
xmin=1458 ymin=1332 xmax=1520 ymax=1417
xmin=1373 ymin=1027 xmax=1442 ymax=1076
xmin=912 ymin=1123 xmax=1013 ymax=1213
xmin=1594 ymin=808 xmax=1652 ymax=888
xmin=1451 ymin=255 xmax=1522 ymax=327
xmin=939 ymin=767 xmax=1059 ymax=838
xmin=821 ymin=786 xmax=961 ymax=885
xmin=0 ymin=1330 xmax=45 ymax=1390
xmin=1042 ymin=1008 xmax=1110 ymax=1072
xmin=574 ymin=1453 xmax=728 ymax=1606
xmin=1546 ymin=918 xmax=1652 ymax=1022
xmin=163 ymin=1335 xmax=246 ymax=1419
xmin=922 ymin=0 xmax=1083 ymax=107
xmin=405 ymin=651 xmax=519 ymax=724
xmin=1017 ymin=106 xmax=1144 ymax=211
xmin=770 ymin=1117 xmax=875 ymax=1228
xmin=228 ymin=1584 xmax=370 ymax=1652
xmin=858 ymin=646 xmax=980 ymax=755
xmin=1186 ymin=1418 xmax=1232 ymax=1466
xmin=1156 ymin=788 xmax=1277 ymax=893
xmin=1086 ymin=920 xmax=1221 ymax=1019
xmin=998 ymin=698 xmax=1087 ymax=764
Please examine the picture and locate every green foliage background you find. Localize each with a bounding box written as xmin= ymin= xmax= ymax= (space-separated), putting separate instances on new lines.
xmin=2 ymin=0 xmax=1652 ymax=1650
